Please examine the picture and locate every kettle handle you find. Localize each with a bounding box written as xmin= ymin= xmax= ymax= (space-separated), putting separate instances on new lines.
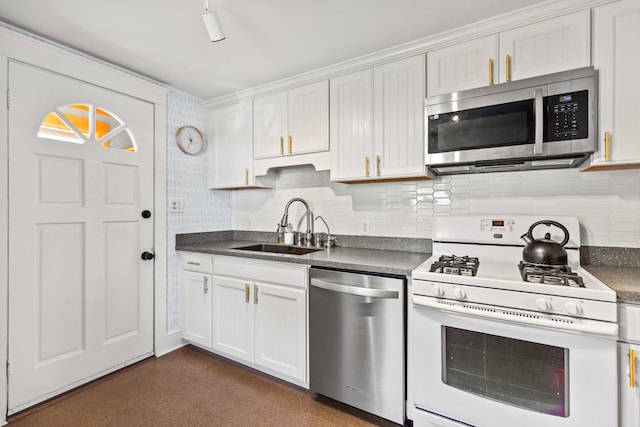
xmin=526 ymin=220 xmax=570 ymax=246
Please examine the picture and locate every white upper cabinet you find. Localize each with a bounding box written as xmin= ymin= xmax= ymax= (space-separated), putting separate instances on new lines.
xmin=331 ymin=55 xmax=426 ymax=181
xmin=253 ymin=80 xmax=329 ymax=159
xmin=426 ymin=11 xmax=590 ymax=97
xmin=253 ymin=92 xmax=287 ymax=159
xmin=499 ymin=10 xmax=590 ymax=83
xmin=330 ymin=69 xmax=373 ymax=180
xmin=208 ymin=101 xmax=253 ymax=188
xmin=208 ymin=101 xmax=274 ymax=189
xmin=373 ymin=56 xmax=427 ymax=179
xmin=586 ymin=0 xmax=640 ymax=169
xmin=427 ymin=35 xmax=498 ymax=97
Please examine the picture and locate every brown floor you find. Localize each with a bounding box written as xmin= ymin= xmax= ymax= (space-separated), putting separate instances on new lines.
xmin=8 ymin=346 xmax=401 ymax=426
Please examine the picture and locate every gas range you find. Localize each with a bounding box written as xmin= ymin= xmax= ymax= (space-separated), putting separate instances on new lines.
xmin=412 ymin=215 xmax=617 ymax=322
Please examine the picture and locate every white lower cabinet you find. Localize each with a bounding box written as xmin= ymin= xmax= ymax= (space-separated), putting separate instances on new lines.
xmin=182 ymin=254 xmax=309 ymax=387
xmin=180 ymin=252 xmax=214 ymax=348
xmin=619 ymin=342 xmax=640 ymax=427
xmin=212 ymin=275 xmax=254 ymax=363
xmin=253 ymin=282 xmax=306 ymax=381
xmin=619 ymin=303 xmax=640 ymax=426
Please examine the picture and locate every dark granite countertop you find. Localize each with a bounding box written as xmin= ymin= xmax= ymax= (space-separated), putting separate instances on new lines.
xmin=584 ymin=265 xmax=640 ymax=305
xmin=176 ymin=231 xmax=640 ymax=302
xmin=176 ymin=232 xmax=431 ymax=277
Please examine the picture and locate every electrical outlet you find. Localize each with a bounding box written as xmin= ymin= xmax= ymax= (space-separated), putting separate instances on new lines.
xmin=360 ymin=219 xmax=370 ymax=235
xmin=170 ymin=199 xmax=184 ymax=213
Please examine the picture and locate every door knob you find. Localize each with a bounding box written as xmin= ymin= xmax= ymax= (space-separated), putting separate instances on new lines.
xmin=141 ymin=251 xmax=155 ymax=261
xmin=141 ymin=210 xmax=151 ymax=218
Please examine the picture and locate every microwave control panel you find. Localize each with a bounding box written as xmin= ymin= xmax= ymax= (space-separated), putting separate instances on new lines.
xmin=544 ymin=90 xmax=589 ymax=141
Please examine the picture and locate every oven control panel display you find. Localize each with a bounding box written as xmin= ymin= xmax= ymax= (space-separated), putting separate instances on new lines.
xmin=481 ymin=219 xmax=515 ymax=234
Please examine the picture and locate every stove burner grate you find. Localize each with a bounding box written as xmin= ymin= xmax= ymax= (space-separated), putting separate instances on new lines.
xmin=518 ymin=261 xmax=585 ymax=287
xmin=430 ymin=255 xmax=480 ymax=277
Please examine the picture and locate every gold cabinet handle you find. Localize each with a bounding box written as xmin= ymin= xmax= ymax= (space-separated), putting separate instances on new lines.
xmin=376 ymin=155 xmax=381 ymax=176
xmin=203 ymin=276 xmax=209 ymax=294
xmin=505 ymin=55 xmax=511 ymax=82
xmin=245 ymin=284 xmax=250 ymax=303
xmin=280 ymin=136 xmax=284 ymax=155
xmin=254 ymin=284 xmax=258 ymax=305
xmin=365 ymin=156 xmax=370 ymax=177
xmin=187 ymin=261 xmax=201 ymax=266
xmin=630 ymin=349 xmax=636 ymax=388
xmin=488 ymin=58 xmax=494 ymax=85
xmin=604 ymin=131 xmax=611 ymax=162
xmin=244 ymin=168 xmax=249 ymax=185
xmin=288 ymin=135 xmax=292 ymax=154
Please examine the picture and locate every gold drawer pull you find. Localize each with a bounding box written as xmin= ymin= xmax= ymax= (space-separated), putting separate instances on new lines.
xmin=488 ymin=58 xmax=494 ymax=85
xmin=630 ymin=349 xmax=636 ymax=388
xmin=244 ymin=168 xmax=249 ymax=185
xmin=376 ymin=155 xmax=381 ymax=176
xmin=187 ymin=261 xmax=201 ymax=266
xmin=604 ymin=131 xmax=611 ymax=162
xmin=245 ymin=284 xmax=250 ymax=303
xmin=203 ymin=276 xmax=209 ymax=294
xmin=280 ymin=136 xmax=284 ymax=155
xmin=505 ymin=54 xmax=511 ymax=82
xmin=254 ymin=284 xmax=259 ymax=305
xmin=365 ymin=156 xmax=370 ymax=177
xmin=288 ymin=135 xmax=292 ymax=154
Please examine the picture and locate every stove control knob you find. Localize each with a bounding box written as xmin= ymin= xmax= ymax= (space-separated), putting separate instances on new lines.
xmin=536 ymin=297 xmax=552 ymax=311
xmin=453 ymin=287 xmax=467 ymax=300
xmin=565 ymin=301 xmax=582 ymax=316
xmin=432 ymin=284 xmax=445 ymax=297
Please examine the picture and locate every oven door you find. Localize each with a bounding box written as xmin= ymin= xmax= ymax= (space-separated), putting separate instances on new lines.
xmin=412 ymin=295 xmax=618 ymax=427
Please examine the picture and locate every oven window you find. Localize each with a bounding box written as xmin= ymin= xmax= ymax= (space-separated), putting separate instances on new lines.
xmin=442 ymin=327 xmax=568 ymax=417
xmin=427 ymin=99 xmax=534 ymax=153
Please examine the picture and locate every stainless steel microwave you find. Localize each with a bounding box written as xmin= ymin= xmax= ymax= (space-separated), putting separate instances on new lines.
xmin=425 ymin=67 xmax=596 ymax=175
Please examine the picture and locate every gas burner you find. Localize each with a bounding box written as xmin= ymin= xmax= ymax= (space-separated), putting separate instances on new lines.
xmin=430 ymin=255 xmax=480 ymax=277
xmin=518 ymin=261 xmax=585 ymax=287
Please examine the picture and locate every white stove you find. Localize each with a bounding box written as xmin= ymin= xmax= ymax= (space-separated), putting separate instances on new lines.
xmin=410 ymin=215 xmax=619 ymax=427
xmin=412 ymin=215 xmax=617 ymax=322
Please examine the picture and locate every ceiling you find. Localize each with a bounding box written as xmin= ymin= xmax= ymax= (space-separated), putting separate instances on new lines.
xmin=0 ymin=0 xmax=546 ymax=100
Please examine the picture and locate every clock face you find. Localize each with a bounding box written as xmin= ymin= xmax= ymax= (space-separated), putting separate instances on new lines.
xmin=176 ymin=126 xmax=205 ymax=155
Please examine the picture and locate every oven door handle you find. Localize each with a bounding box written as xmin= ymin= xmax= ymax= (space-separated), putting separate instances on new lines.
xmin=311 ymin=278 xmax=398 ymax=299
xmin=413 ymin=295 xmax=618 ymax=338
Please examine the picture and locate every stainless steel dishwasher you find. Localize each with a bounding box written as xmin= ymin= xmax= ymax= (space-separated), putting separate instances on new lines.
xmin=309 ymin=267 xmax=405 ymax=424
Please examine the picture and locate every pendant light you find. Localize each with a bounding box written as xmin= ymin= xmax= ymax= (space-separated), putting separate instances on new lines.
xmin=202 ymin=0 xmax=225 ymax=42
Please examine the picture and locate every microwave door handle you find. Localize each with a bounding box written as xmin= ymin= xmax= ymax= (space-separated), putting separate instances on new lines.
xmin=534 ymin=88 xmax=544 ymax=155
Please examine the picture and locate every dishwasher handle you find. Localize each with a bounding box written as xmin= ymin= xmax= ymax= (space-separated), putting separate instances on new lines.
xmin=311 ymin=278 xmax=398 ymax=299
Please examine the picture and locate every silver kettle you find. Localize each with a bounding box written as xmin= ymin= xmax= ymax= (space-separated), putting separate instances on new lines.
xmin=520 ymin=220 xmax=570 ymax=267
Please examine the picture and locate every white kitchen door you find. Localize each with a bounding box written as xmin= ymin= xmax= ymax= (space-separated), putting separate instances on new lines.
xmin=7 ymin=62 xmax=155 ymax=414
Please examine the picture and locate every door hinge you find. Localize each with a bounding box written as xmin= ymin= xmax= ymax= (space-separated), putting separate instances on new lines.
xmin=6 ymin=359 xmax=10 ymax=379
xmin=7 ymin=89 xmax=11 ymax=109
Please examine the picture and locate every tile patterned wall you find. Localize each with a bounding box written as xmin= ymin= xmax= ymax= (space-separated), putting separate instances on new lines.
xmin=233 ymin=165 xmax=640 ymax=248
xmin=166 ymin=90 xmax=231 ymax=332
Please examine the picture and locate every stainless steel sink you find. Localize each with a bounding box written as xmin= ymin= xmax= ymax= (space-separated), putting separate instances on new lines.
xmin=233 ymin=244 xmax=322 ymax=255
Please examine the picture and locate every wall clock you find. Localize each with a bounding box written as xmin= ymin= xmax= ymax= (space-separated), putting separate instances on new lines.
xmin=176 ymin=125 xmax=205 ymax=155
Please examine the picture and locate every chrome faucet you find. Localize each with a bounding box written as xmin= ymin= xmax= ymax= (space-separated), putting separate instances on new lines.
xmin=279 ymin=198 xmax=314 ymax=245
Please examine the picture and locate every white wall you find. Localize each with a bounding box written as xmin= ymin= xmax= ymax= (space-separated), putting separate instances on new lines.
xmin=234 ymin=165 xmax=640 ymax=248
xmin=166 ymin=90 xmax=232 ymax=333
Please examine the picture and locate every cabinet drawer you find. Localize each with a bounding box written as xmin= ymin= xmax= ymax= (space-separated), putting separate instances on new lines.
xmin=620 ymin=304 xmax=640 ymax=344
xmin=181 ymin=252 xmax=213 ymax=274
xmin=214 ymin=255 xmax=308 ymax=288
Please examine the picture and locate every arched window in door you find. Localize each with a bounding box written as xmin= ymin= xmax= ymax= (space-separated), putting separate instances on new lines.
xmin=37 ymin=104 xmax=137 ymax=152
